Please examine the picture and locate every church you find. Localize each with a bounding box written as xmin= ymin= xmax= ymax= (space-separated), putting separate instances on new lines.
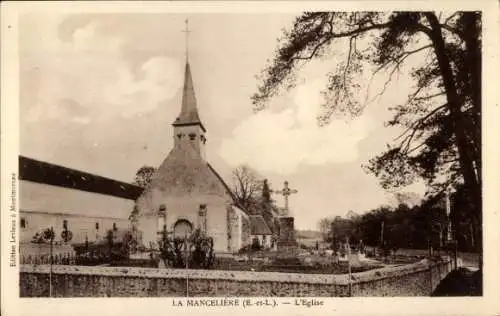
xmin=135 ymin=58 xmax=254 ymax=253
xmin=17 ymin=20 xmax=280 ymax=255
xmin=18 ymin=55 xmax=272 ymax=255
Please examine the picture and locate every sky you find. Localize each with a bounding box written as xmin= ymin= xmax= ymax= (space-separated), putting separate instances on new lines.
xmin=19 ymin=13 xmax=427 ymax=230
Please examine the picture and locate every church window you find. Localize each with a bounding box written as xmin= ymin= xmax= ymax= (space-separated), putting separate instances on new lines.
xmin=20 ymin=218 xmax=26 ymax=228
xmin=63 ymin=219 xmax=68 ymax=230
xmin=113 ymin=223 xmax=117 ymax=231
xmin=95 ymin=222 xmax=99 ymax=230
xmin=189 ymin=133 xmax=196 ymax=140
xmin=177 ymin=133 xmax=183 ymax=139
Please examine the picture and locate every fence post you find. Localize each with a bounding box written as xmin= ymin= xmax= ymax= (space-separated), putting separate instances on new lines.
xmin=454 ymin=241 xmax=458 ymax=270
xmin=429 ymin=262 xmax=433 ymax=296
xmin=185 ymin=235 xmax=189 ymax=298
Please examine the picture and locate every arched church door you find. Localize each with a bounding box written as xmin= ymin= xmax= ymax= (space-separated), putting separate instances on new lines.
xmin=173 ymin=219 xmax=193 ymax=239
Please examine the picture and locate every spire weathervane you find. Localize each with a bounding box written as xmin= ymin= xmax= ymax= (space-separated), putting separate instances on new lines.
xmin=182 ymin=18 xmax=191 ymax=60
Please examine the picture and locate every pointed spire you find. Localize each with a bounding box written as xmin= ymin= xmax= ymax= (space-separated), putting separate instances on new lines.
xmin=173 ymin=19 xmax=206 ymax=132
xmin=182 ymin=19 xmax=191 ymax=62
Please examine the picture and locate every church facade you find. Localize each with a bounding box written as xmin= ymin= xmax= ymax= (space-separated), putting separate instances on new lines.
xmin=135 ymin=60 xmax=253 ymax=253
xmin=18 ymin=47 xmax=270 ymax=255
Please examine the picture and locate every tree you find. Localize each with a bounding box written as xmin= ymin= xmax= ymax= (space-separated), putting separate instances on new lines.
xmin=317 ymin=217 xmax=334 ymax=241
xmin=133 ymin=166 xmax=156 ymax=188
xmin=231 ymin=165 xmax=263 ymax=211
xmin=394 ymin=192 xmax=421 ymax=207
xmin=252 ymin=11 xmax=481 ymax=251
xmin=262 ymin=178 xmax=272 ymax=205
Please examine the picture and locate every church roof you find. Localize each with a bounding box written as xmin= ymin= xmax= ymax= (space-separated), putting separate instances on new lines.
xmin=249 ymin=215 xmax=272 ymax=235
xmin=143 ymin=140 xmax=235 ymax=200
xmin=206 ymin=163 xmax=238 ymax=203
xmin=172 ymin=62 xmax=206 ymax=132
xmin=19 ymin=155 xmax=143 ymax=200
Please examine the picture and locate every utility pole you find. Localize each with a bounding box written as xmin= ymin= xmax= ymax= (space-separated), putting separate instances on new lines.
xmin=380 ymin=221 xmax=385 ymax=247
xmin=346 ymin=236 xmax=352 ymax=297
xmin=185 ymin=234 xmax=189 ymax=297
xmin=49 ymin=226 xmax=54 ymax=298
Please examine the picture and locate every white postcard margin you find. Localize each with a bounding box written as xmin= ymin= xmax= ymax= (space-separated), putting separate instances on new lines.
xmin=1 ymin=1 xmax=499 ymax=316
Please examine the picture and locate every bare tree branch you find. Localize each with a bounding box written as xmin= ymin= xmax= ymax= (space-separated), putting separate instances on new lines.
xmin=365 ymin=45 xmax=433 ymax=106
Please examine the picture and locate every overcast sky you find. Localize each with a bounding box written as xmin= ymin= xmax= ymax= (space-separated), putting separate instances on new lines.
xmin=19 ymin=13 xmax=427 ymax=230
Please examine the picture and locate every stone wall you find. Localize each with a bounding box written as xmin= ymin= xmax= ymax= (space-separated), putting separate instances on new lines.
xmin=20 ymin=258 xmax=454 ymax=297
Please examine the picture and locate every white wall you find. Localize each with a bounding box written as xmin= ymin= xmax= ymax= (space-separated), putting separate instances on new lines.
xmin=20 ymin=211 xmax=130 ymax=244
xmin=137 ymin=194 xmax=231 ymax=252
xmin=20 ymin=180 xmax=135 ymax=244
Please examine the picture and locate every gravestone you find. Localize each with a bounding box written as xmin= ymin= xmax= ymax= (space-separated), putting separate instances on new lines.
xmin=348 ymin=253 xmax=362 ymax=268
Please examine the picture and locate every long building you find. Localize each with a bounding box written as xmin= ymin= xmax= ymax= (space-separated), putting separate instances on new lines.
xmin=19 ymin=155 xmax=142 ymax=245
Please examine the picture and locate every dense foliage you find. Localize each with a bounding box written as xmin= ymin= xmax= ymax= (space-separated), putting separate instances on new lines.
xmin=158 ymin=228 xmax=215 ymax=269
xmin=322 ymin=189 xmax=476 ymax=252
xmin=133 ymin=165 xmax=157 ymax=188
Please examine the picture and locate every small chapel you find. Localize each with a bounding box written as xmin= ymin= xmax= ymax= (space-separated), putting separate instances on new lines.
xmin=135 ymin=56 xmax=254 ymax=253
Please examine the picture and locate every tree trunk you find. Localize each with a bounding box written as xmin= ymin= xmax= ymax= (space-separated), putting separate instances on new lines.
xmin=424 ymin=12 xmax=481 ymax=229
xmin=462 ymin=12 xmax=482 ymax=140
xmin=469 ymin=221 xmax=475 ymax=249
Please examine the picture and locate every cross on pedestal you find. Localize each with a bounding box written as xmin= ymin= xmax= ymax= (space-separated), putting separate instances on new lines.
xmin=274 ymin=181 xmax=298 ymax=216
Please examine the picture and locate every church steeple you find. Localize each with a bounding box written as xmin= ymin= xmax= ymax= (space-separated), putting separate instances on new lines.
xmin=172 ymin=19 xmax=207 ymax=160
xmin=172 ymin=61 xmax=206 ymax=132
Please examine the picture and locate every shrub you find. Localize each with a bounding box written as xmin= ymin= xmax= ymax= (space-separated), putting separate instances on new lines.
xmin=158 ymin=229 xmax=215 ymax=269
xmin=61 ymin=229 xmax=73 ymax=243
xmin=238 ymin=245 xmax=252 ymax=254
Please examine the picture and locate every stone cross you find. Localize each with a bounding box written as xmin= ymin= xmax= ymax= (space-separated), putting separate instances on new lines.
xmin=274 ymin=181 xmax=298 ymax=216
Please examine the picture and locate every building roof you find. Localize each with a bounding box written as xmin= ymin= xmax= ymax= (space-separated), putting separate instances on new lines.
xmin=172 ymin=62 xmax=206 ymax=132
xmin=249 ymin=215 xmax=272 ymax=235
xmin=143 ymin=140 xmax=228 ymax=196
xmin=207 ymin=163 xmax=239 ymax=204
xmin=136 ymin=140 xmax=248 ymax=215
xmin=19 ymin=155 xmax=143 ymax=200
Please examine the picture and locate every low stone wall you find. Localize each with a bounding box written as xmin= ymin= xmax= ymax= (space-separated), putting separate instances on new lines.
xmin=20 ymin=258 xmax=454 ymax=297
